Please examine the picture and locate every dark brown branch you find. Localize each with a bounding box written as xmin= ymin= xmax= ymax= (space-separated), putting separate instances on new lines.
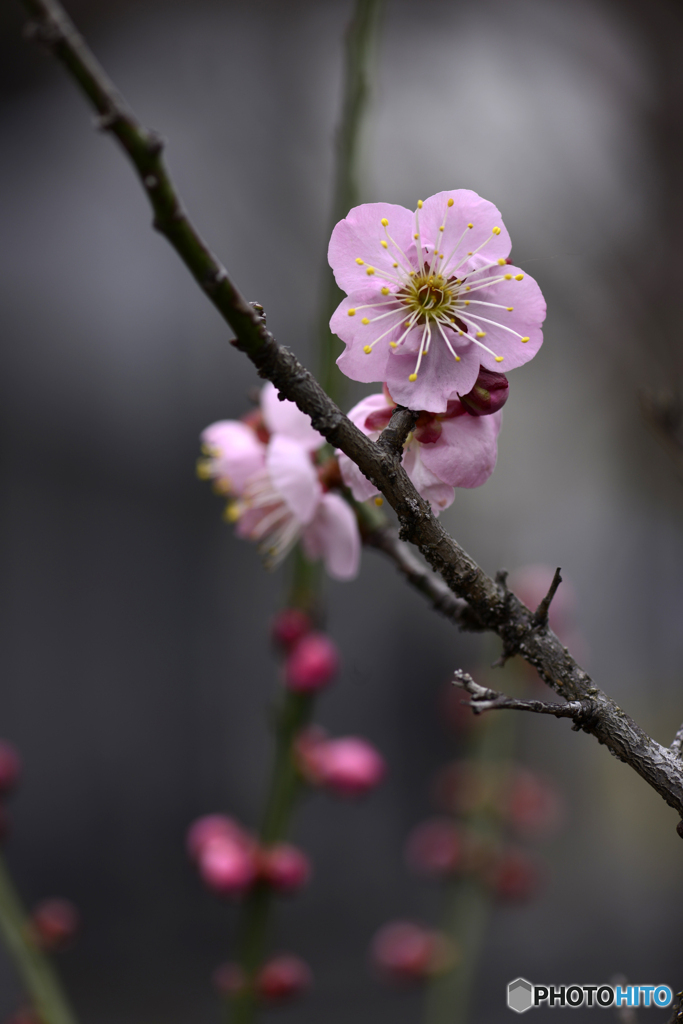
xmin=453 ymin=670 xmax=595 ymax=722
xmin=19 ymin=0 xmax=683 ymax=819
xmin=533 ymin=567 xmax=562 ymax=627
xmin=376 ymin=406 xmax=418 ymax=458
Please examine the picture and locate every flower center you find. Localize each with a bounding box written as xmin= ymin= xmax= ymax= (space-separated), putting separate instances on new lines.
xmin=399 ymin=271 xmax=456 ymax=324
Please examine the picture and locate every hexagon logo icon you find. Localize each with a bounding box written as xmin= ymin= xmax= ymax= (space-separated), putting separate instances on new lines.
xmin=508 ymin=978 xmax=534 ymax=1013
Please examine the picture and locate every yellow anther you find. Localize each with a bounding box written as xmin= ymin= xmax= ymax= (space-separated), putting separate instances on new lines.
xmin=417 ymin=199 xmax=423 ymax=208
xmin=504 ymin=274 xmax=512 ymax=280
xmin=465 ymin=285 xmax=471 ymax=291
xmin=381 ymin=217 xmax=389 ymax=226
xmin=467 ymin=223 xmax=473 ymax=229
xmin=439 ymin=253 xmax=444 ymax=258
xmin=392 ymin=262 xmax=399 ymax=268
xmin=348 ymin=308 xmax=356 ymax=316
xmin=492 ymin=226 xmax=501 ymax=235
xmin=413 ymin=233 xmax=419 ymax=239
xmin=455 ymin=354 xmax=461 ymax=361
xmin=381 ymin=240 xmax=388 ymax=248
xmin=447 ymin=198 xmax=454 ymax=207
xmin=497 ymin=258 xmax=506 ymax=266
xmin=389 ymin=341 xmax=398 ymax=349
xmin=196 ymin=459 xmax=212 ymax=480
xmin=464 ymin=300 xmax=470 ymax=306
xmin=439 ymin=225 xmax=445 ymax=232
xmin=408 ymin=271 xmax=415 ymax=277
xmin=495 ymin=356 xmax=504 ymax=362
xmin=467 ymin=251 xmax=473 ymax=255
xmin=356 ymin=257 xmax=364 ymax=265
xmin=224 ymin=502 xmax=241 ymax=523
xmin=361 ymin=317 xmax=370 ymax=324
xmin=515 ymin=274 xmax=524 ymax=281
xmin=476 ymin=331 xmax=486 ymax=338
xmin=521 ymin=336 xmax=530 ymax=343
xmin=363 ymin=345 xmax=372 ymax=354
xmin=381 ymin=286 xmax=390 ymax=295
xmin=409 ymin=373 xmax=418 ymax=382
xmin=404 ymin=321 xmax=411 ymax=327
xmin=366 ymin=266 xmax=375 ymax=276
xmin=506 ymin=306 xmax=514 ymax=311
xmin=374 ymin=496 xmax=384 ymax=507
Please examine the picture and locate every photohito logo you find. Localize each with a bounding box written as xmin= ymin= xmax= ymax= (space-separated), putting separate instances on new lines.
xmin=507 ymin=979 xmax=673 ymax=1013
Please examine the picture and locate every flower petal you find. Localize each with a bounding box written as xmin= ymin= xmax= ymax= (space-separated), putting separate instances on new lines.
xmin=385 ymin=334 xmax=481 ymax=414
xmin=302 ymin=492 xmax=360 ymax=581
xmin=419 ymin=409 xmax=502 ymax=488
xmin=337 ymin=393 xmax=388 ymax=502
xmin=402 ymin=446 xmax=455 ymax=514
xmin=260 ymin=382 xmax=324 ymax=451
xmin=419 ymin=190 xmax=511 ymax=276
xmin=328 ymin=202 xmax=415 ymax=294
xmin=201 ymin=420 xmax=266 ymax=495
xmin=266 ymin=436 xmax=321 ymax=525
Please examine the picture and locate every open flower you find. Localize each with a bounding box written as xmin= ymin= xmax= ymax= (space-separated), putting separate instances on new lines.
xmin=199 ymin=386 xmax=360 ymax=580
xmin=329 ymin=190 xmax=545 ymax=412
xmin=338 ymin=387 xmax=502 ymax=514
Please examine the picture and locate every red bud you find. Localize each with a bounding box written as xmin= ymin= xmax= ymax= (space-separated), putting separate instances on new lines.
xmin=459 ymin=367 xmax=509 ymax=416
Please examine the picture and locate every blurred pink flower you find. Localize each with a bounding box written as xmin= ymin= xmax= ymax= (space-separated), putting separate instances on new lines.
xmin=338 ymin=389 xmax=501 ymax=513
xmin=295 ymin=730 xmax=386 ymax=797
xmin=199 ymin=386 xmax=360 ymax=580
xmin=328 ymin=190 xmax=545 ymax=412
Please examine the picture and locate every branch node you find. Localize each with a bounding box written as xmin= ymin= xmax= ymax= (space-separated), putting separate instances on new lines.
xmin=532 ymin=567 xmax=562 ymax=628
xmin=376 ymin=406 xmax=417 ymax=461
xmin=145 ymin=128 xmax=165 ymax=156
xmin=250 ymin=302 xmax=267 ymax=325
xmin=93 ymin=110 xmax=119 ymax=132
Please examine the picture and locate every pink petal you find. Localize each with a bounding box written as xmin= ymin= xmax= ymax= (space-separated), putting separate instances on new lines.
xmin=266 ymin=436 xmax=321 ymax=525
xmin=419 ymin=409 xmax=502 ymax=488
xmin=419 ymin=190 xmax=511 ymax=277
xmin=402 ymin=447 xmax=455 ymax=513
xmin=201 ymin=420 xmax=266 ymax=495
xmin=302 ymin=492 xmax=360 ymax=581
xmin=328 ymin=203 xmax=415 ymax=294
xmin=337 ymin=393 xmax=389 ymax=502
xmin=385 ymin=336 xmax=481 ymax=414
xmin=260 ymin=382 xmax=324 ymax=452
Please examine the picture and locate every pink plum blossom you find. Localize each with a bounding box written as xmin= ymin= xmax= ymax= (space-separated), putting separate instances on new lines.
xmin=199 ymin=385 xmax=360 ymax=580
xmin=328 ymin=190 xmax=545 ymax=412
xmin=338 ymin=387 xmax=502 ymax=513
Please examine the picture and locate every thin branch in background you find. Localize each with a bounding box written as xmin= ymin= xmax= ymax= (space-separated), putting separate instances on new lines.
xmin=452 ymin=669 xmax=596 ymax=724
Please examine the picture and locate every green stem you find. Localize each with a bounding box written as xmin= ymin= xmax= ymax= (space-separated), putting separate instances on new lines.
xmin=318 ymin=0 xmax=383 ymax=404
xmin=0 ymin=854 xmax=79 ymax=1024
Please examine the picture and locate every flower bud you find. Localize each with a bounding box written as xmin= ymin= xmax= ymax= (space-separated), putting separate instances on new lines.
xmin=256 ymin=954 xmax=312 ymax=1003
xmin=486 ymin=847 xmax=541 ymax=902
xmin=271 ymin=608 xmax=312 ymax=651
xmin=284 ymin=633 xmax=339 ymax=693
xmin=213 ymin=961 xmax=247 ymax=998
xmin=198 ymin=835 xmax=258 ymax=897
xmin=258 ymin=843 xmax=311 ymax=893
xmin=405 ymin=818 xmax=461 ymax=877
xmin=458 ymin=367 xmax=509 ymax=417
xmin=30 ymin=899 xmax=80 ymax=950
xmin=0 ymin=742 xmax=21 ymax=797
xmin=371 ymin=922 xmax=456 ymax=984
xmin=186 ymin=814 xmax=249 ymax=862
xmin=314 ymin=737 xmax=385 ymax=798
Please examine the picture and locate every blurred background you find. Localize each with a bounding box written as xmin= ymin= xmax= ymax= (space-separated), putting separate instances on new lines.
xmin=1 ymin=0 xmax=683 ymax=1020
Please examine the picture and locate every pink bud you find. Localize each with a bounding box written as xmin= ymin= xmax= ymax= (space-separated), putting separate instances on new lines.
xmin=30 ymin=899 xmax=80 ymax=950
xmin=487 ymin=847 xmax=542 ymax=902
xmin=284 ymin=633 xmax=339 ymax=693
xmin=258 ymin=843 xmax=311 ymax=893
xmin=198 ymin=835 xmax=257 ymax=897
xmin=0 ymin=742 xmax=21 ymax=796
xmin=371 ymin=922 xmax=455 ymax=984
xmin=405 ymin=818 xmax=461 ymax=877
xmin=186 ymin=814 xmax=249 ymax=862
xmin=271 ymin=608 xmax=312 ymax=651
xmin=458 ymin=367 xmax=509 ymax=416
xmin=256 ymin=954 xmax=312 ymax=1003
xmin=213 ymin=961 xmax=247 ymax=998
xmin=315 ymin=737 xmax=386 ymax=798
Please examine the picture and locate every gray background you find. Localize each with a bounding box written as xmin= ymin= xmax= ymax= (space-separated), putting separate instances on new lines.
xmin=1 ymin=0 xmax=683 ymax=1020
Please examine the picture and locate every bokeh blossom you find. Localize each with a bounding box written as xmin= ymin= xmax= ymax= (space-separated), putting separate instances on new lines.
xmin=199 ymin=384 xmax=360 ymax=580
xmin=329 ymin=189 xmax=545 ymax=412
xmin=338 ymin=385 xmax=502 ymax=513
